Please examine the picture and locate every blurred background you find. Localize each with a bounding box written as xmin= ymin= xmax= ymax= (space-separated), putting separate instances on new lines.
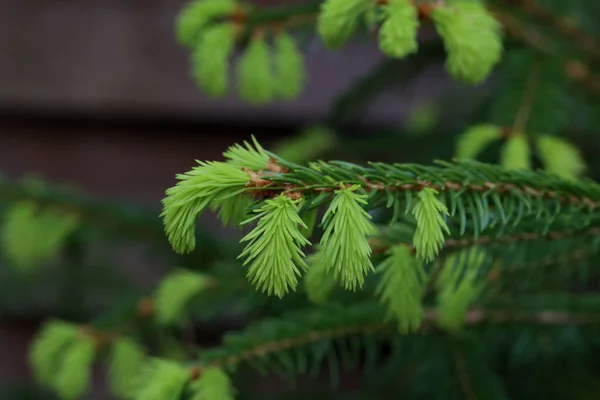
xmin=4 ymin=0 xmax=599 ymax=398
xmin=0 ymin=0 xmax=453 ymax=396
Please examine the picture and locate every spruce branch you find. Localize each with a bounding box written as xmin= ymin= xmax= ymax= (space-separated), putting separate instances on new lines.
xmin=0 ymin=177 xmax=164 ymax=240
xmin=492 ymin=7 xmax=600 ymax=99
xmin=500 ymin=0 xmax=600 ymax=67
xmin=188 ymin=300 xmax=600 ymax=375
xmin=163 ymin=139 xmax=600 ymax=297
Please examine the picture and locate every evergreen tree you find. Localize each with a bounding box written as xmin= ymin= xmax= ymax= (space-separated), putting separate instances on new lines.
xmin=6 ymin=0 xmax=600 ymax=398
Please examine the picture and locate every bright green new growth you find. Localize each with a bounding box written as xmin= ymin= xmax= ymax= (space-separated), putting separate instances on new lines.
xmin=2 ymin=202 xmax=79 ymax=272
xmin=161 ymin=161 xmax=250 ymax=254
xmin=436 ymin=247 xmax=487 ymax=332
xmin=274 ymin=33 xmax=305 ymax=99
xmin=238 ymin=195 xmax=311 ymax=298
xmin=537 ymin=135 xmax=586 ymax=179
xmin=29 ymin=321 xmax=78 ymax=386
xmin=132 ymin=359 xmax=190 ymax=400
xmin=189 ymin=367 xmax=236 ymax=400
xmin=222 ymin=136 xmax=270 ymax=170
xmin=432 ymin=1 xmax=503 ymax=84
xmin=191 ymin=23 xmax=237 ymax=97
xmin=53 ymin=336 xmax=96 ymax=400
xmin=109 ymin=337 xmax=147 ymax=398
xmin=375 ymin=244 xmax=428 ymax=333
xmin=318 ymin=185 xmax=377 ymax=291
xmin=455 ymin=124 xmax=502 ymax=160
xmin=317 ymin=0 xmax=374 ymax=49
xmin=176 ymin=0 xmax=237 ymax=48
xmin=155 ymin=269 xmax=215 ymax=324
xmin=501 ymin=133 xmax=531 ymax=170
xmin=237 ymin=37 xmax=275 ymax=104
xmin=304 ymin=251 xmax=336 ymax=304
xmin=412 ymin=188 xmax=450 ymax=263
xmin=378 ymin=0 xmax=419 ymax=59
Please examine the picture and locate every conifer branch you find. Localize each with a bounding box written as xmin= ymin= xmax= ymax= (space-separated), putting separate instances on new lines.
xmin=0 ymin=177 xmax=164 ymax=240
xmin=370 ymin=225 xmax=600 ymax=255
xmin=251 ymin=159 xmax=600 ymax=209
xmin=191 ymin=301 xmax=600 ymax=374
xmin=511 ymin=57 xmax=542 ymax=135
xmin=501 ymin=0 xmax=600 ymax=67
xmin=492 ymin=7 xmax=600 ymax=99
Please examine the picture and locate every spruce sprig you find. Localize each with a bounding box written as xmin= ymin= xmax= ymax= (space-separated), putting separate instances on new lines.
xmin=378 ymin=0 xmax=419 ymax=58
xmin=316 ymin=185 xmax=377 ymax=291
xmin=375 ymin=244 xmax=428 ymax=333
xmin=412 ymin=188 xmax=451 ymax=262
xmin=161 ymin=161 xmax=250 ymax=254
xmin=238 ymin=195 xmax=311 ymax=298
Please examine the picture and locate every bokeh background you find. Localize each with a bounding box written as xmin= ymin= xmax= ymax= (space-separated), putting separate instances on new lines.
xmin=0 ymin=0 xmax=451 ymax=396
xmin=6 ymin=1 xmax=599 ymax=398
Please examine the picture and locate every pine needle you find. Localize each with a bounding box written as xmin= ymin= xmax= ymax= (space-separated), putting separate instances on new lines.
xmin=53 ymin=336 xmax=96 ymax=400
xmin=436 ymin=248 xmax=488 ymax=332
xmin=304 ymin=251 xmax=336 ymax=304
xmin=155 ymin=269 xmax=215 ymax=324
xmin=161 ymin=161 xmax=249 ymax=254
xmin=375 ymin=244 xmax=428 ymax=333
xmin=109 ymin=337 xmax=147 ymax=398
xmin=501 ymin=133 xmax=531 ymax=170
xmin=238 ymin=195 xmax=311 ymax=298
xmin=318 ymin=185 xmax=377 ymax=291
xmin=537 ymin=135 xmax=586 ymax=179
xmin=455 ymin=124 xmax=502 ymax=160
xmin=132 ymin=359 xmax=190 ymax=400
xmin=29 ymin=321 xmax=78 ymax=387
xmin=378 ymin=0 xmax=420 ymax=58
xmin=188 ymin=367 xmax=236 ymax=400
xmin=412 ymin=188 xmax=450 ymax=262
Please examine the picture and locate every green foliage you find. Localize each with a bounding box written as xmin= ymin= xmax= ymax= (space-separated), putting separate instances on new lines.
xmin=188 ymin=367 xmax=236 ymax=400
xmin=432 ymin=1 xmax=503 ymax=84
xmin=191 ymin=23 xmax=237 ymax=97
xmin=109 ymin=337 xmax=147 ymax=398
xmin=222 ymin=136 xmax=270 ymax=170
xmin=53 ymin=336 xmax=96 ymax=400
xmin=2 ymin=201 xmax=79 ymax=272
xmin=30 ymin=321 xmax=79 ymax=386
xmin=162 ymin=161 xmax=249 ymax=254
xmin=317 ymin=0 xmax=374 ymax=48
xmin=436 ymin=248 xmax=487 ymax=332
xmin=274 ymin=33 xmax=305 ymax=99
xmin=237 ymin=36 xmax=275 ymax=104
xmin=455 ymin=124 xmax=502 ymax=160
xmin=132 ymin=359 xmax=190 ymax=400
xmin=375 ymin=244 xmax=427 ymax=333
xmin=29 ymin=321 xmax=96 ymax=400
xmin=489 ymin=50 xmax=569 ymax=137
xmin=163 ymin=138 xmax=600 ymax=303
xmin=22 ymin=0 xmax=600 ymax=397
xmin=238 ymin=195 xmax=311 ymax=298
xmin=198 ymin=301 xmax=395 ymax=379
xmin=500 ymin=134 xmax=531 ymax=170
xmin=155 ymin=269 xmax=216 ymax=324
xmin=176 ymin=0 xmax=237 ymax=48
xmin=537 ymin=135 xmax=586 ymax=179
xmin=304 ymin=252 xmax=336 ymax=304
xmin=412 ymin=188 xmax=450 ymax=263
xmin=316 ymin=185 xmax=377 ymax=291
xmin=378 ymin=0 xmax=419 ymax=59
